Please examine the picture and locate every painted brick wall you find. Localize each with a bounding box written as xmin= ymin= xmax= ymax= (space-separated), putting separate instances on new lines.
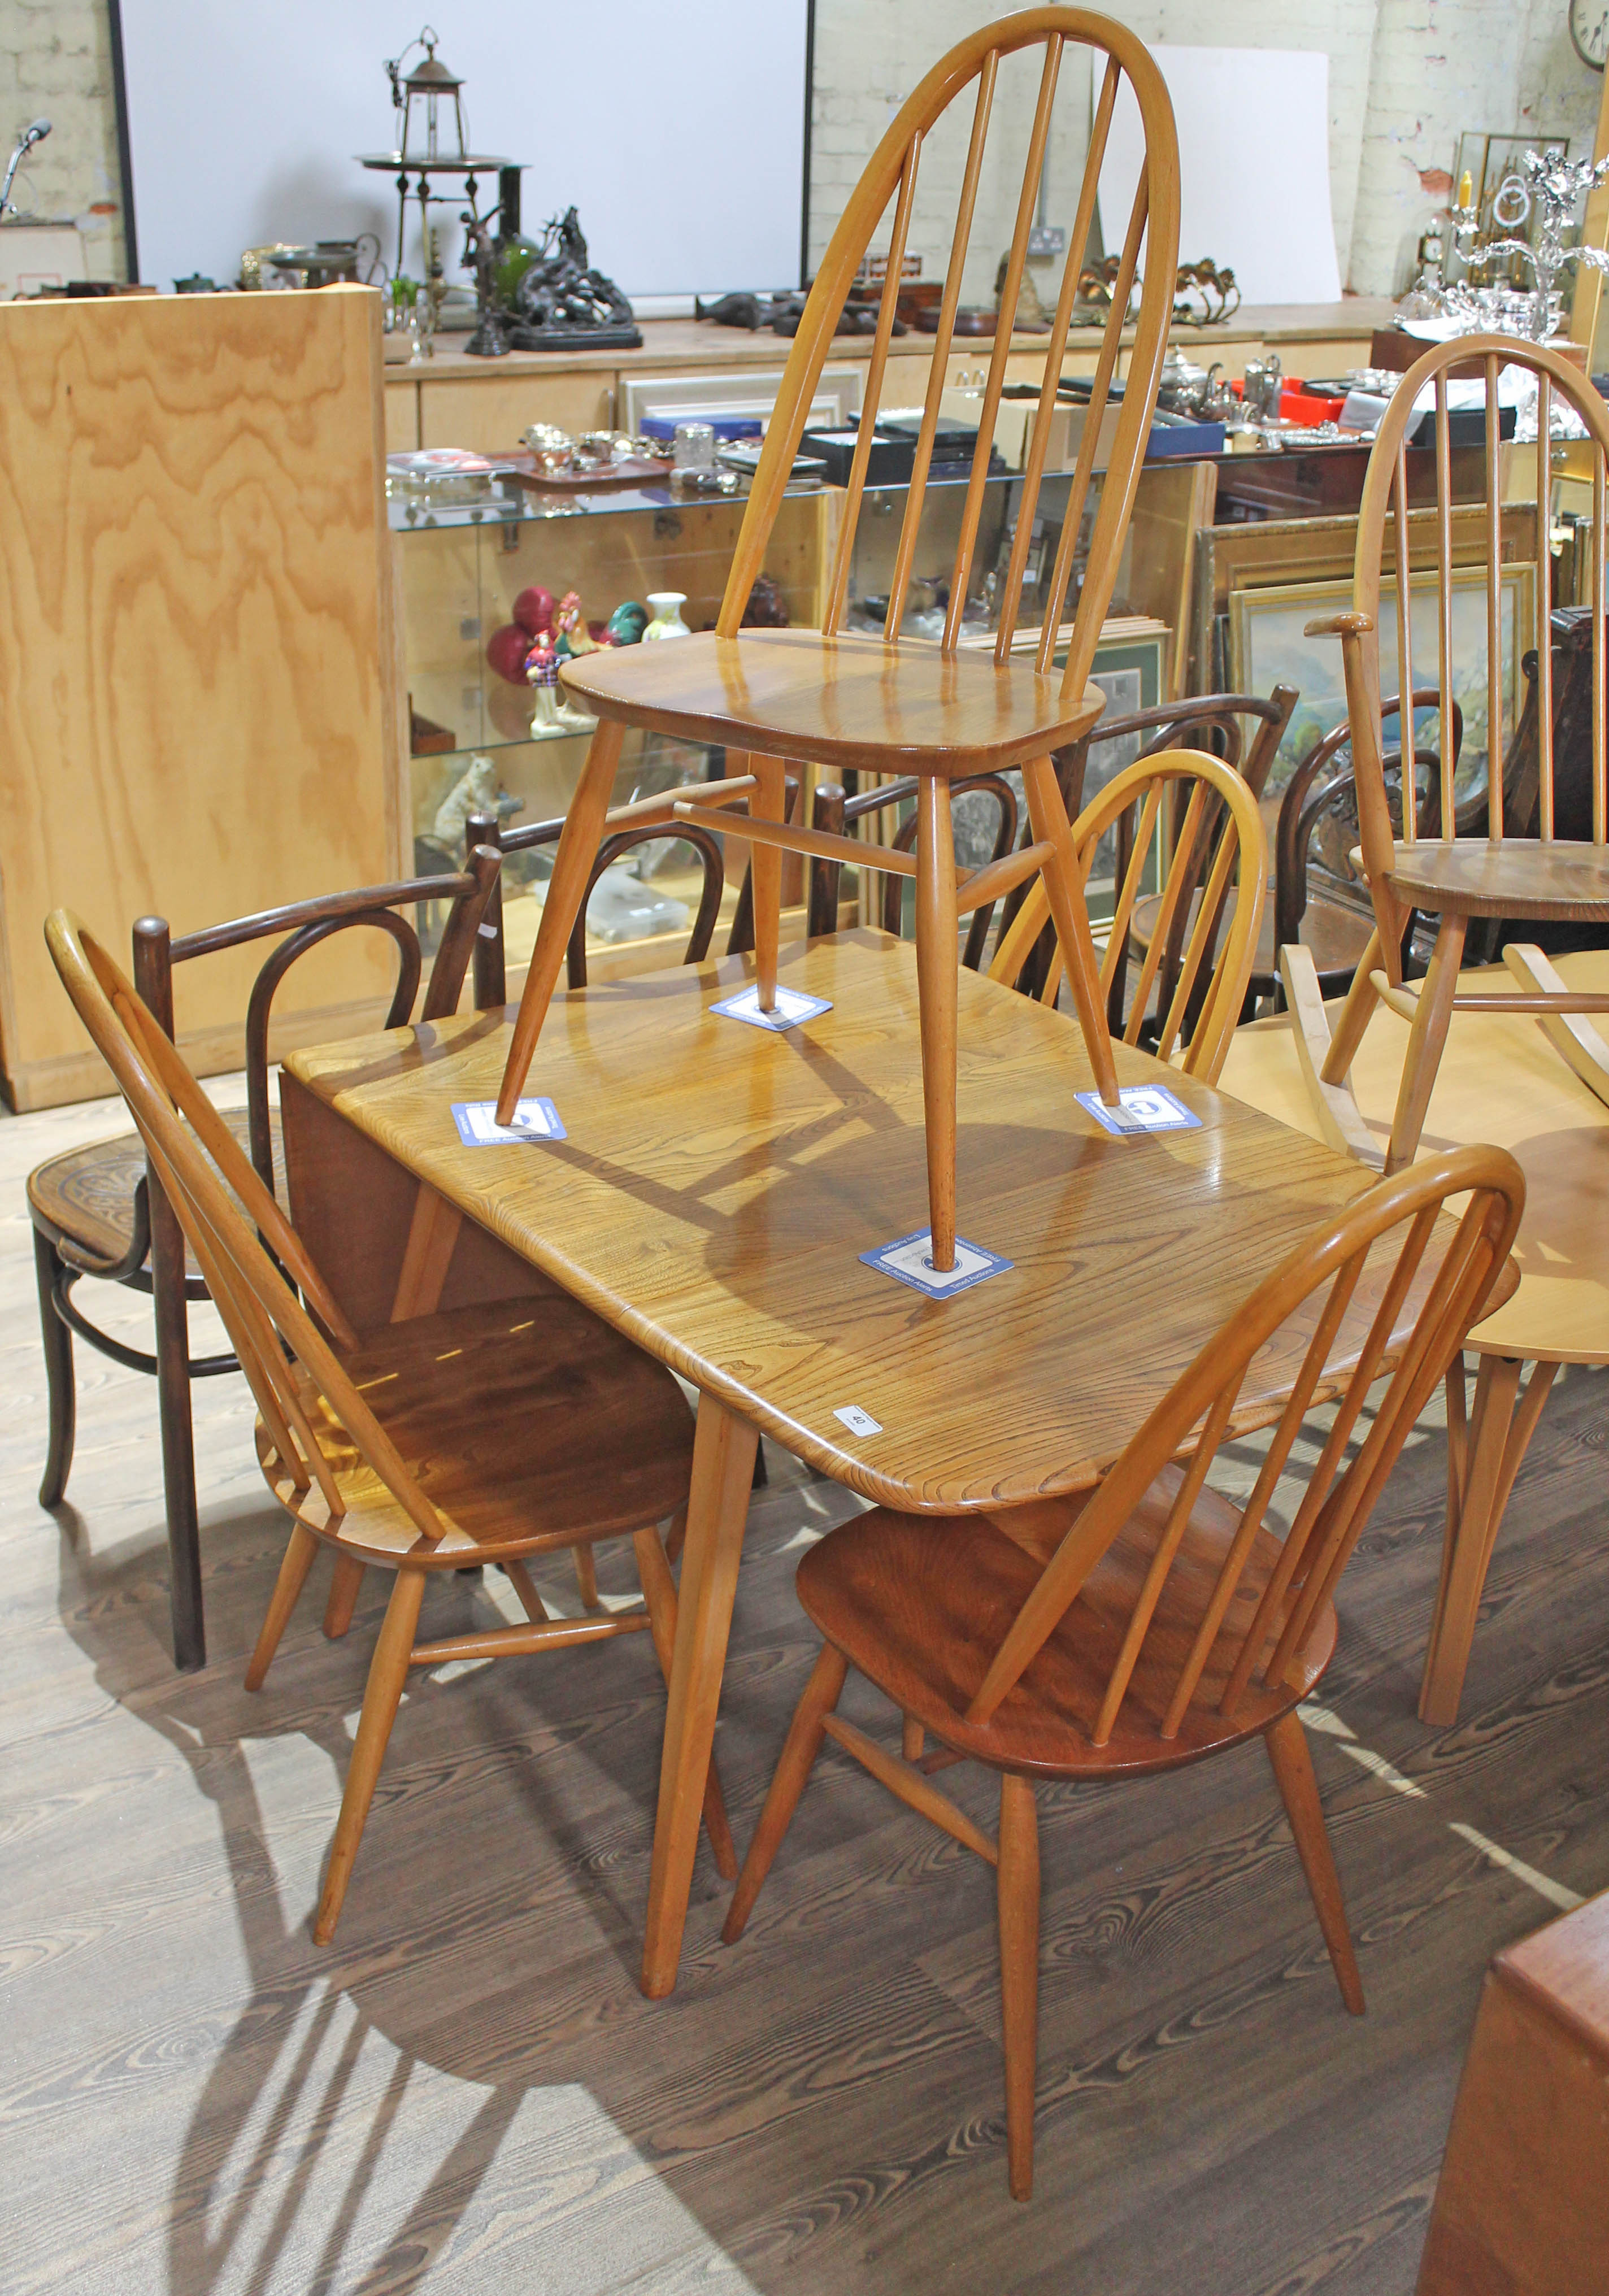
xmin=3 ymin=1 xmax=1604 ymax=301
xmin=0 ymin=0 xmax=124 ymax=279
xmin=1350 ymin=0 xmax=1600 ymax=294
xmin=809 ymin=0 xmax=1609 ymax=300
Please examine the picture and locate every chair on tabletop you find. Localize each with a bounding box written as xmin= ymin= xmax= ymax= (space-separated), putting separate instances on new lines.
xmin=1285 ymin=333 xmax=1609 ymax=1174
xmin=45 ymin=909 xmax=736 ymax=1943
xmin=722 ymin=1146 xmax=1524 ymax=2197
xmin=29 ymin=845 xmax=502 ymax=1671
xmin=492 ymin=10 xmax=1184 ymax=1275
xmin=986 ymin=747 xmax=1267 ymax=1083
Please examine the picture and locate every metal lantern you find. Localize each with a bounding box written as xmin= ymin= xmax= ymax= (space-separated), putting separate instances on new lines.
xmin=387 ymin=27 xmax=467 ymax=164
xmin=360 ymin=24 xmax=515 ymax=279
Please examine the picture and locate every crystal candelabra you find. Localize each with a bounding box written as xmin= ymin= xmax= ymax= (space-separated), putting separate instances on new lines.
xmin=1440 ymin=149 xmax=1609 ymax=342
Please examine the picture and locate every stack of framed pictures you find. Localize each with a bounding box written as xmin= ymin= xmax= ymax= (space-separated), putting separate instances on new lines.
xmin=1194 ymin=504 xmax=1542 ymax=795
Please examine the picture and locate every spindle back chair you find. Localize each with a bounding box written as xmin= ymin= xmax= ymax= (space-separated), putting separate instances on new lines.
xmin=1290 ymin=333 xmax=1609 ymax=1170
xmin=45 ymin=910 xmax=725 ymax=1945
xmin=492 ymin=11 xmax=1182 ymax=1275
xmin=987 ymin=749 xmax=1266 ymax=1081
xmin=723 ymin=1144 xmax=1524 ymax=2197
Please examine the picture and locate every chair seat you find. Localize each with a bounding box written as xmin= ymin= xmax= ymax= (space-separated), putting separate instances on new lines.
xmin=259 ymin=1294 xmax=697 ymax=1567
xmin=1131 ymin=885 xmax=1373 ymax=992
xmin=1385 ymin=838 xmax=1609 ymax=920
xmin=29 ymin=1110 xmax=285 ymax=1279
xmin=559 ymin=627 xmax=1106 ymax=778
xmin=797 ymin=1466 xmax=1335 ymax=1779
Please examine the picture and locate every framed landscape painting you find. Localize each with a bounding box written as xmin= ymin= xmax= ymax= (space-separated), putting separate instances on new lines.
xmin=1227 ymin=563 xmax=1537 ymax=793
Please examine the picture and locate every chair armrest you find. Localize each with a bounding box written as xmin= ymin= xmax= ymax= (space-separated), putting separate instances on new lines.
xmin=1303 ymin=612 xmax=1373 ymax=640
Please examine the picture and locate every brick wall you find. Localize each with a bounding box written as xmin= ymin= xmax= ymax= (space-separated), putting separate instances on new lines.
xmin=3 ymin=1 xmax=1603 ymax=301
xmin=0 ymin=0 xmax=124 ymax=279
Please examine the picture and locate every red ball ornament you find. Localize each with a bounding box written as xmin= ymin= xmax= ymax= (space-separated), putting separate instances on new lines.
xmin=485 ymin=623 xmax=535 ymax=686
xmin=513 ymin=584 xmax=556 ymax=637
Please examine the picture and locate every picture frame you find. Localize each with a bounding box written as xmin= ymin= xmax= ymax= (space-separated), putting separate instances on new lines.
xmin=1227 ymin=561 xmax=1539 ymax=791
xmin=1453 ymin=132 xmax=1569 ymax=255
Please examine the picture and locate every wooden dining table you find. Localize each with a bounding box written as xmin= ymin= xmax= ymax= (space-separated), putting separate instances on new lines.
xmin=280 ymin=927 xmax=1421 ymax=1998
xmin=1221 ymin=947 xmax=1609 ymax=1727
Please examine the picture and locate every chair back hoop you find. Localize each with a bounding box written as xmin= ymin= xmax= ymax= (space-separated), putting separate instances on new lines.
xmin=1274 ymin=690 xmax=1461 ymax=955
xmin=964 ymin=1144 xmax=1524 ymax=1741
xmin=868 ymin=772 xmax=1019 ymax=949
xmin=157 ymin=849 xmax=501 ymax=1194
xmin=1080 ymin=685 xmax=1299 ymax=798
xmin=989 ymin=749 xmax=1266 ymax=1079
xmin=568 ymin=821 xmax=726 ymax=990
xmin=1348 ymin=333 xmax=1609 ymax=885
xmin=44 ymin=909 xmax=450 ymax=1551
xmin=714 ymin=9 xmax=1180 ymax=700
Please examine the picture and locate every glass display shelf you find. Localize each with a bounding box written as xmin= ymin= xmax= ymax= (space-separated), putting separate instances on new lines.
xmin=394 ymin=459 xmax=1202 ymax=966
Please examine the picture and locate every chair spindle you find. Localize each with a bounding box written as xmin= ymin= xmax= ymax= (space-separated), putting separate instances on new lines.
xmin=884 ymin=55 xmax=999 ymax=641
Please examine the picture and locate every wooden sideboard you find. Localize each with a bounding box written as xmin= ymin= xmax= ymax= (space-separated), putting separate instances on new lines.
xmin=1419 ymin=1888 xmax=1609 ymax=2294
xmin=384 ymin=302 xmax=1394 ymax=455
xmin=0 ymin=286 xmax=405 ymax=1108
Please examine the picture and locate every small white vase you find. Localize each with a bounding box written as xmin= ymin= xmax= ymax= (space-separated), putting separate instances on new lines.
xmin=643 ymin=590 xmax=690 ymax=640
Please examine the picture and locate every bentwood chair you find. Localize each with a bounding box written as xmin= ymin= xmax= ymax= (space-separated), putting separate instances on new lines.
xmin=1272 ymin=693 xmax=1462 ymax=1007
xmin=1288 ymin=334 xmax=1609 ymax=1172
xmin=986 ymin=750 xmax=1267 ymax=1083
xmin=45 ymin=909 xmax=732 ymax=1945
xmin=723 ymin=1146 xmax=1524 ymax=2197
xmin=465 ymin=781 xmax=806 ymax=1008
xmin=493 ymin=10 xmax=1182 ymax=1273
xmin=30 ymin=846 xmax=501 ymax=1671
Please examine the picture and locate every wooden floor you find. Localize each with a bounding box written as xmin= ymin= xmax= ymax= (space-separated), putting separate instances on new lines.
xmin=4 ymin=1073 xmax=1607 ymax=2296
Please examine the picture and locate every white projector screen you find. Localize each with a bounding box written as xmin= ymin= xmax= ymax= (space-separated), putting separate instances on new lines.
xmin=1099 ymin=46 xmax=1343 ymax=307
xmin=119 ymin=2 xmax=810 ymax=298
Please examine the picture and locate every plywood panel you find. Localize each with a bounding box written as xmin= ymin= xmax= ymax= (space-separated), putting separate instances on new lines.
xmin=0 ymin=286 xmax=403 ymax=1107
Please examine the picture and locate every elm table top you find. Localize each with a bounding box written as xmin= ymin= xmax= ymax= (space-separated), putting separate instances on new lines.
xmin=284 ymin=929 xmax=1400 ymax=1511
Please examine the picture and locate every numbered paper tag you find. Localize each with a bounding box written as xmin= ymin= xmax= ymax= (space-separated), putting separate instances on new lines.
xmin=833 ymin=1404 xmax=883 ymax=1437
xmin=451 ymin=1097 xmax=567 ymax=1146
xmin=710 ymin=983 xmax=833 ymax=1033
xmin=860 ymin=1229 xmax=1013 ymax=1298
xmin=1076 ymin=1084 xmax=1202 ymax=1136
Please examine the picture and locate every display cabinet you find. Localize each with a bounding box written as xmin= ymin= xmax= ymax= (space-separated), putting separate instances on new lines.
xmin=394 ymin=475 xmax=841 ymax=976
xmin=392 ymin=456 xmax=1208 ymax=976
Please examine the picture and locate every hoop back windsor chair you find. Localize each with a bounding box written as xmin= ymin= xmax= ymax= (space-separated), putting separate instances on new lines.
xmin=988 ymin=747 xmax=1268 ymax=1082
xmin=45 ymin=910 xmax=730 ymax=1945
xmin=723 ymin=1145 xmax=1524 ymax=2197
xmin=494 ymin=10 xmax=1182 ymax=1271
xmin=1286 ymin=333 xmax=1609 ymax=1171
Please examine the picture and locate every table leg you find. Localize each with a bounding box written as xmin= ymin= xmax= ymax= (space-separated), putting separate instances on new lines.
xmin=641 ymin=1391 xmax=758 ymax=1997
xmin=1420 ymin=1354 xmax=1558 ymax=1725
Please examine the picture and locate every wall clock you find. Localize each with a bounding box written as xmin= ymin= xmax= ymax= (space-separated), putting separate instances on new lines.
xmin=1572 ymin=0 xmax=1609 ymax=71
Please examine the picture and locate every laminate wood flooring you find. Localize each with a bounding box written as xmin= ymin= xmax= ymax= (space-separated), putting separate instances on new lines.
xmin=3 ymin=1075 xmax=1607 ymax=2296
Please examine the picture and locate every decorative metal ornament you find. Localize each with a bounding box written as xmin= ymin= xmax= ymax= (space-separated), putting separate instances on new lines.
xmin=358 ymin=24 xmax=515 ymax=276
